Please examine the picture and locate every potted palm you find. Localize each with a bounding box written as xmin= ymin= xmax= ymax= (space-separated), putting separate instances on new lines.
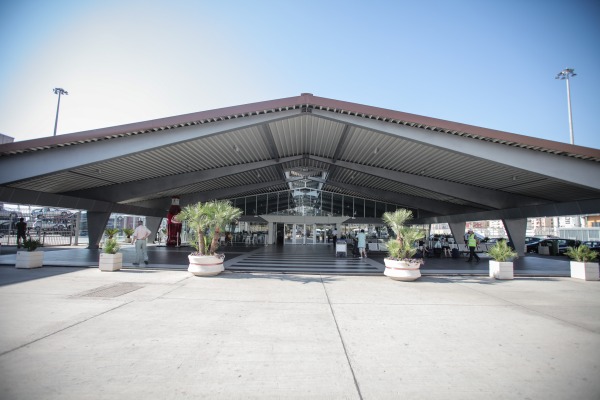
xmin=565 ymin=245 xmax=599 ymax=281
xmin=487 ymin=239 xmax=517 ymax=279
xmin=381 ymin=209 xmax=424 ymax=281
xmin=175 ymin=200 xmax=242 ymax=276
xmin=15 ymin=238 xmax=44 ymax=269
xmin=99 ymin=238 xmax=122 ymax=271
xmin=123 ymin=228 xmax=135 ymax=243
xmin=105 ymin=228 xmax=120 ymax=239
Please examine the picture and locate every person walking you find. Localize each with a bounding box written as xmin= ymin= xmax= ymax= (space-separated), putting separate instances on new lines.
xmin=357 ymin=229 xmax=367 ymax=258
xmin=16 ymin=218 xmax=27 ymax=248
xmin=132 ymin=220 xmax=151 ymax=266
xmin=466 ymin=229 xmax=480 ymax=262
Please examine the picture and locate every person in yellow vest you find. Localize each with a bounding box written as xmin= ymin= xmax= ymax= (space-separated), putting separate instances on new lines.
xmin=466 ymin=229 xmax=480 ymax=262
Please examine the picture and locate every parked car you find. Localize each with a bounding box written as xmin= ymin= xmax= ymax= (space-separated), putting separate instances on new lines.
xmin=34 ymin=219 xmax=68 ymax=232
xmin=581 ymin=241 xmax=600 ymax=252
xmin=31 ymin=207 xmax=73 ymax=219
xmin=538 ymin=238 xmax=581 ymax=255
xmin=525 ymin=237 xmax=543 ymax=253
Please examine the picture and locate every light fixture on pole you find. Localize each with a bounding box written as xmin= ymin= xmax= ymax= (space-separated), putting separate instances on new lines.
xmin=52 ymin=87 xmax=69 ymax=136
xmin=555 ymin=68 xmax=576 ymax=145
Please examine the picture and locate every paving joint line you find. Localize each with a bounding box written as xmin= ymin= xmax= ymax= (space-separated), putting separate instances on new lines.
xmin=320 ymin=275 xmax=363 ymax=400
xmin=0 ymin=301 xmax=133 ymax=358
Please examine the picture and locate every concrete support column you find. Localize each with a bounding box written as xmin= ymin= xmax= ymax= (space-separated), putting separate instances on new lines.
xmin=448 ymin=222 xmax=467 ymax=245
xmin=145 ymin=216 xmax=163 ymax=243
xmin=503 ymin=218 xmax=527 ymax=256
xmin=87 ymin=211 xmax=111 ymax=249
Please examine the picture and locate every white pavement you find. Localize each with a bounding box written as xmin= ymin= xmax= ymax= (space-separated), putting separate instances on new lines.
xmin=0 ymin=267 xmax=599 ymax=399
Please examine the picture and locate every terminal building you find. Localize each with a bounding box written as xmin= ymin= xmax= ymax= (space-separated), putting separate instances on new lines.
xmin=1 ymin=93 xmax=599 ymax=255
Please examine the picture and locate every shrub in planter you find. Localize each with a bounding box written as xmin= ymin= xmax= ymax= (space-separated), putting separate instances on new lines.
xmin=99 ymin=238 xmax=122 ymax=271
xmin=16 ymin=238 xmax=44 ymax=268
xmin=565 ymin=245 xmax=599 ymax=281
xmin=22 ymin=238 xmax=42 ymax=252
xmin=487 ymin=239 xmax=517 ymax=279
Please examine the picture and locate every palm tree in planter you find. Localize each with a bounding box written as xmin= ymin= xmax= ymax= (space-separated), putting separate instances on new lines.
xmin=15 ymin=238 xmax=44 ymax=269
xmin=565 ymin=245 xmax=599 ymax=281
xmin=382 ymin=209 xmax=425 ymax=281
xmin=99 ymin=238 xmax=123 ymax=272
xmin=123 ymin=228 xmax=135 ymax=243
xmin=175 ymin=200 xmax=242 ymax=276
xmin=487 ymin=239 xmax=517 ymax=279
xmin=105 ymin=228 xmax=120 ymax=240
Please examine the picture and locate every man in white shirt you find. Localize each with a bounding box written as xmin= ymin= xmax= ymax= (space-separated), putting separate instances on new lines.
xmin=132 ymin=220 xmax=151 ymax=265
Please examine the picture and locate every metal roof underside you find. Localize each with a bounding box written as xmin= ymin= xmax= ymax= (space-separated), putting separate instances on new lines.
xmin=1 ymin=93 xmax=599 ymax=223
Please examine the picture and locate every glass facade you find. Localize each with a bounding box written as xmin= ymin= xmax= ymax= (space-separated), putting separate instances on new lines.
xmin=226 ymin=189 xmax=401 ymax=218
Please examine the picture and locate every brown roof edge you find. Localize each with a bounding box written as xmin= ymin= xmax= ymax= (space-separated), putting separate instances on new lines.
xmin=0 ymin=94 xmax=309 ymax=153
xmin=2 ymin=93 xmax=599 ymax=159
xmin=306 ymin=95 xmax=600 ymax=159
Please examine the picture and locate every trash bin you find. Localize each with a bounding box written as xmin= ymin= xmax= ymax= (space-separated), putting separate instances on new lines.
xmin=336 ymin=240 xmax=347 ymax=257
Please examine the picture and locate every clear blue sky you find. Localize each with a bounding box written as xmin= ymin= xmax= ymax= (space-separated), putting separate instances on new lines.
xmin=1 ymin=0 xmax=598 ymax=148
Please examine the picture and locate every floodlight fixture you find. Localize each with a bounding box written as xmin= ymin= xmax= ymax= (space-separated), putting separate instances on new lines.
xmin=555 ymin=68 xmax=576 ymax=144
xmin=52 ymin=88 xmax=69 ymax=136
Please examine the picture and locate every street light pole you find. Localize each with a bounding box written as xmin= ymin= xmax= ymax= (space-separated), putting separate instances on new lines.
xmin=555 ymin=68 xmax=576 ymax=145
xmin=52 ymin=88 xmax=69 ymax=136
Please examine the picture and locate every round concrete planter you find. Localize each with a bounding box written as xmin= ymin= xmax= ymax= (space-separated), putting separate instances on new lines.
xmin=383 ymin=258 xmax=421 ymax=281
xmin=188 ymin=254 xmax=225 ymax=276
xmin=489 ymin=260 xmax=514 ymax=280
xmin=570 ymin=261 xmax=599 ymax=281
xmin=99 ymin=253 xmax=123 ymax=272
xmin=15 ymin=251 xmax=44 ymax=269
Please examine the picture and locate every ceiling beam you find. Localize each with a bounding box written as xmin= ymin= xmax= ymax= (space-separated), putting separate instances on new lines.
xmin=0 ymin=109 xmax=303 ymax=185
xmin=0 ymin=186 xmax=165 ymax=217
xmin=257 ymin=123 xmax=280 ymax=161
xmin=413 ymin=198 xmax=600 ymax=225
xmin=309 ymin=155 xmax=545 ymax=209
xmin=311 ymin=110 xmax=600 ymax=191
xmin=64 ymin=155 xmax=303 ymax=203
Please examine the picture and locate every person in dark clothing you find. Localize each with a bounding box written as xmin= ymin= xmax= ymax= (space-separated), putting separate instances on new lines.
xmin=16 ymin=218 xmax=27 ymax=248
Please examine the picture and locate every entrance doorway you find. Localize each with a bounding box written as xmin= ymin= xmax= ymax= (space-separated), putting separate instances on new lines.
xmin=283 ymin=223 xmax=335 ymax=245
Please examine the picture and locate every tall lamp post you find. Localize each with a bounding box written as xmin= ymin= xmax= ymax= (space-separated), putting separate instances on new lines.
xmin=555 ymin=68 xmax=576 ymax=145
xmin=52 ymin=87 xmax=69 ymax=136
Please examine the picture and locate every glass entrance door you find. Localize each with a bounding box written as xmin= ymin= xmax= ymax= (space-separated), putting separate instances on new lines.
xmin=283 ymin=223 xmax=335 ymax=245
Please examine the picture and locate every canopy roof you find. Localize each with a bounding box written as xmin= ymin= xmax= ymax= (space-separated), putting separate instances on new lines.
xmin=1 ymin=93 xmax=599 ymax=223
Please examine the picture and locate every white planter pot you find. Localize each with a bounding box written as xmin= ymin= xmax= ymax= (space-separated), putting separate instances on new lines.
xmin=383 ymin=258 xmax=421 ymax=281
xmin=489 ymin=260 xmax=514 ymax=280
xmin=99 ymin=253 xmax=123 ymax=272
xmin=15 ymin=251 xmax=44 ymax=269
xmin=188 ymin=254 xmax=225 ymax=276
xmin=570 ymin=261 xmax=599 ymax=281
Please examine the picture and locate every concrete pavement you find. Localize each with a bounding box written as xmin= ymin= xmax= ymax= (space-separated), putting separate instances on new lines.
xmin=0 ymin=266 xmax=599 ymax=399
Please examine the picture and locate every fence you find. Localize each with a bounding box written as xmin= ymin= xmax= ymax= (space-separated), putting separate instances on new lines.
xmin=0 ymin=213 xmax=77 ymax=247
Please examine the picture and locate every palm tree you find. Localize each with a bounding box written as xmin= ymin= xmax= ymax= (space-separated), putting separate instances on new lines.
xmin=382 ymin=209 xmax=423 ymax=260
xmin=207 ymin=200 xmax=243 ymax=254
xmin=175 ymin=200 xmax=242 ymax=255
